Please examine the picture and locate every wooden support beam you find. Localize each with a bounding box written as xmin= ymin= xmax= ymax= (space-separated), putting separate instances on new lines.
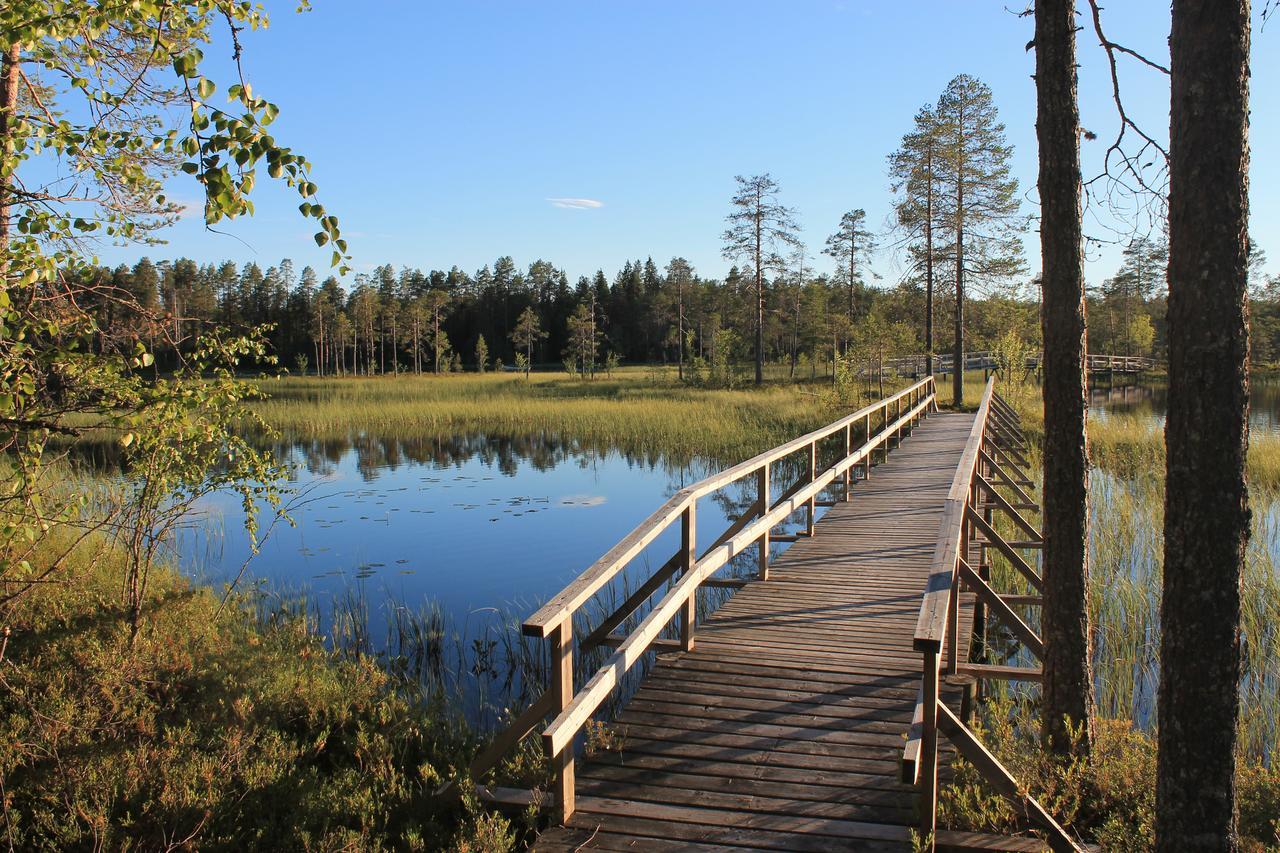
xmin=579 ymin=557 xmax=681 ymax=653
xmin=679 ymin=504 xmax=696 ymax=652
xmin=701 ymin=577 xmax=748 ymax=589
xmin=986 ymin=441 xmax=1035 ymax=488
xmin=955 ymin=663 xmax=1044 ymax=682
xmin=549 ymin=621 xmax=575 ymax=823
xmin=959 ymin=559 xmax=1043 ymax=658
xmin=979 ymin=448 xmax=1038 ymax=507
xmin=469 ymin=690 xmax=556 ymax=779
xmin=966 ymin=507 xmax=1044 ymax=593
xmin=599 ymin=634 xmax=683 ymax=652
xmin=936 ymin=704 xmax=1081 ymax=851
xmin=977 ymin=476 xmax=1043 ymax=543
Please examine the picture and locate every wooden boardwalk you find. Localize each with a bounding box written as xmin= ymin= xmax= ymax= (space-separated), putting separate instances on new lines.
xmin=534 ymin=414 xmax=985 ymax=852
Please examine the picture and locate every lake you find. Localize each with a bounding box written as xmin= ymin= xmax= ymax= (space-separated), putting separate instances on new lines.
xmin=185 ymin=432 xmax=825 ymax=715
xmin=174 ymin=376 xmax=1279 ymax=739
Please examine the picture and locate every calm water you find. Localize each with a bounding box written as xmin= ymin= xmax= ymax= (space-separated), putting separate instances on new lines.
xmin=1088 ymin=375 xmax=1280 ymax=432
xmin=174 ymin=380 xmax=1278 ymax=732
xmin=187 ymin=434 xmax=820 ymax=656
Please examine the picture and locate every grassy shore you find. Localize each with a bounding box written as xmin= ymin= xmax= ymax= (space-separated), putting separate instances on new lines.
xmin=0 ymin=521 xmax=541 ymax=850
xmin=249 ymin=368 xmax=845 ymax=464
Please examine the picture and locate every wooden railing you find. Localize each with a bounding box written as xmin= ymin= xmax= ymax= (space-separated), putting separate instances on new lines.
xmin=903 ymin=377 xmax=1081 ymax=852
xmin=878 ymin=350 xmax=1156 ymax=377
xmin=467 ymin=376 xmax=938 ymax=821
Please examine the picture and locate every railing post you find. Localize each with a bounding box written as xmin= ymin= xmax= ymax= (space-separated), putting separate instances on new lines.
xmin=806 ymin=440 xmax=817 ymax=536
xmin=949 ymin=495 xmax=967 ymax=676
xmin=756 ymin=464 xmax=770 ymax=580
xmin=843 ymin=424 xmax=853 ymax=501
xmin=680 ymin=503 xmax=696 ymax=651
xmin=865 ymin=413 xmax=873 ymax=479
xmin=550 ymin=621 xmax=575 ymax=823
xmin=921 ymin=647 xmax=940 ymax=851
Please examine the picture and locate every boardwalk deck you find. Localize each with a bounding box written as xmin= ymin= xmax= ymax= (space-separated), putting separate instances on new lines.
xmin=534 ymin=413 xmax=986 ymax=852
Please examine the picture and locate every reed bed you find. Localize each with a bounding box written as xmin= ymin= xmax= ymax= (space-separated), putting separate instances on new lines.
xmin=250 ymin=370 xmax=833 ymax=465
xmin=981 ymin=376 xmax=1280 ymax=761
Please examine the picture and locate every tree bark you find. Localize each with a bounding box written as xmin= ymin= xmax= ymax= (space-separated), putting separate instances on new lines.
xmin=755 ymin=202 xmax=765 ymax=385
xmin=1158 ymin=2 xmax=1250 ymax=850
xmin=1035 ymin=0 xmax=1094 ymax=759
xmin=925 ymin=143 xmax=935 ymax=378
xmin=953 ymin=98 xmax=967 ymax=407
xmin=0 ymin=42 xmax=21 ymax=285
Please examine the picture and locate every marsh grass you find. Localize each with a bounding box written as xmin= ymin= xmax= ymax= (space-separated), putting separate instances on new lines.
xmin=0 ymin=519 xmax=535 ymax=850
xmin=249 ymin=369 xmax=839 ymax=464
xmin=951 ymin=373 xmax=1280 ymax=846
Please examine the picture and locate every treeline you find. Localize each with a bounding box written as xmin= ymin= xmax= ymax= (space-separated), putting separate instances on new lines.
xmin=87 ymin=236 xmax=1280 ymax=381
xmin=81 ymin=252 xmax=1055 ymax=380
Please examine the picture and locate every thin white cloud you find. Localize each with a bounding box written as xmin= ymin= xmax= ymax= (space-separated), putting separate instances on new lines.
xmin=547 ymin=197 xmax=604 ymax=210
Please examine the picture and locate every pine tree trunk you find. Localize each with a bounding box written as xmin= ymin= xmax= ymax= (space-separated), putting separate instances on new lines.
xmin=755 ymin=213 xmax=765 ymax=385
xmin=1158 ymin=2 xmax=1250 ymax=849
xmin=953 ymin=99 xmax=967 ymax=407
xmin=1035 ymin=0 xmax=1094 ymax=758
xmin=925 ymin=144 xmax=934 ymax=378
xmin=953 ymin=187 xmax=965 ymax=406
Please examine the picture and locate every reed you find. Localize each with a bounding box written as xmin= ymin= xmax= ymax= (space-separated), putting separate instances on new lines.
xmin=248 ymin=369 xmax=838 ymax=465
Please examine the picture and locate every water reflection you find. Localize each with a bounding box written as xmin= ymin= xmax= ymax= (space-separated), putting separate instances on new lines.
xmin=1088 ymin=376 xmax=1280 ymax=432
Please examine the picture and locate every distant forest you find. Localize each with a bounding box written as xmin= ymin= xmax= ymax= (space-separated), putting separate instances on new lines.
xmin=79 ymin=234 xmax=1278 ymax=379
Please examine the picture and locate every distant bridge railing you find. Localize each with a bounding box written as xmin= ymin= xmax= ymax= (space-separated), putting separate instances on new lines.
xmin=875 ymin=350 xmax=1155 ymax=377
xmin=903 ymin=377 xmax=1081 ymax=852
xmin=464 ymin=375 xmax=938 ymax=822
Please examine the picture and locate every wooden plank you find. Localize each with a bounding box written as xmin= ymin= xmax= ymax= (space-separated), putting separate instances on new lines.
xmin=955 ymin=663 xmax=1044 ymax=683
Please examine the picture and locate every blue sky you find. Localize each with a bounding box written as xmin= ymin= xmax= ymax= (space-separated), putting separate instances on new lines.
xmin=96 ymin=1 xmax=1279 ymax=288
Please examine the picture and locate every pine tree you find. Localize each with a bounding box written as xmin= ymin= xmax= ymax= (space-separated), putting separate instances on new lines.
xmin=1035 ymin=0 xmax=1095 ymax=761
xmin=722 ymin=174 xmax=802 ymax=385
xmin=510 ymin=306 xmax=548 ymax=379
xmin=889 ymin=105 xmax=946 ymax=376
xmin=934 ymin=75 xmax=1025 ymax=405
xmin=1158 ymin=2 xmax=1251 ymax=847
xmin=823 ymin=210 xmax=875 ymax=325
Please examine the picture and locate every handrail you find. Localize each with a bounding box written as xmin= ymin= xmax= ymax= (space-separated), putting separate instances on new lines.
xmin=878 ymin=350 xmax=1155 ymax=375
xmin=522 ymin=376 xmax=936 ymax=639
xmin=540 ymin=391 xmax=935 ymax=757
xmin=913 ymin=379 xmax=995 ymax=652
xmin=477 ymin=376 xmax=937 ymax=824
xmin=903 ymin=377 xmax=1080 ymax=852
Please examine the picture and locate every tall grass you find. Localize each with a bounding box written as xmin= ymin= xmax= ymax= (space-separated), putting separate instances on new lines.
xmin=249 ymin=369 xmax=837 ymax=464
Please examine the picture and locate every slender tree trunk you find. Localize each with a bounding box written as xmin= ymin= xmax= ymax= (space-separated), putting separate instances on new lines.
xmin=925 ymin=144 xmax=935 ymax=377
xmin=678 ymin=283 xmax=685 ymax=382
xmin=1158 ymin=2 xmax=1250 ymax=849
xmin=0 ymin=43 xmax=22 ymax=285
xmin=755 ymin=209 xmax=765 ymax=385
xmin=953 ymin=143 xmax=966 ymax=407
xmin=1036 ymin=0 xmax=1094 ymax=759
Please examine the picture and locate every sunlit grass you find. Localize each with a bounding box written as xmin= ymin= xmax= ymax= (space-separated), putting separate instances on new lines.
xmin=250 ymin=368 xmax=862 ymax=464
